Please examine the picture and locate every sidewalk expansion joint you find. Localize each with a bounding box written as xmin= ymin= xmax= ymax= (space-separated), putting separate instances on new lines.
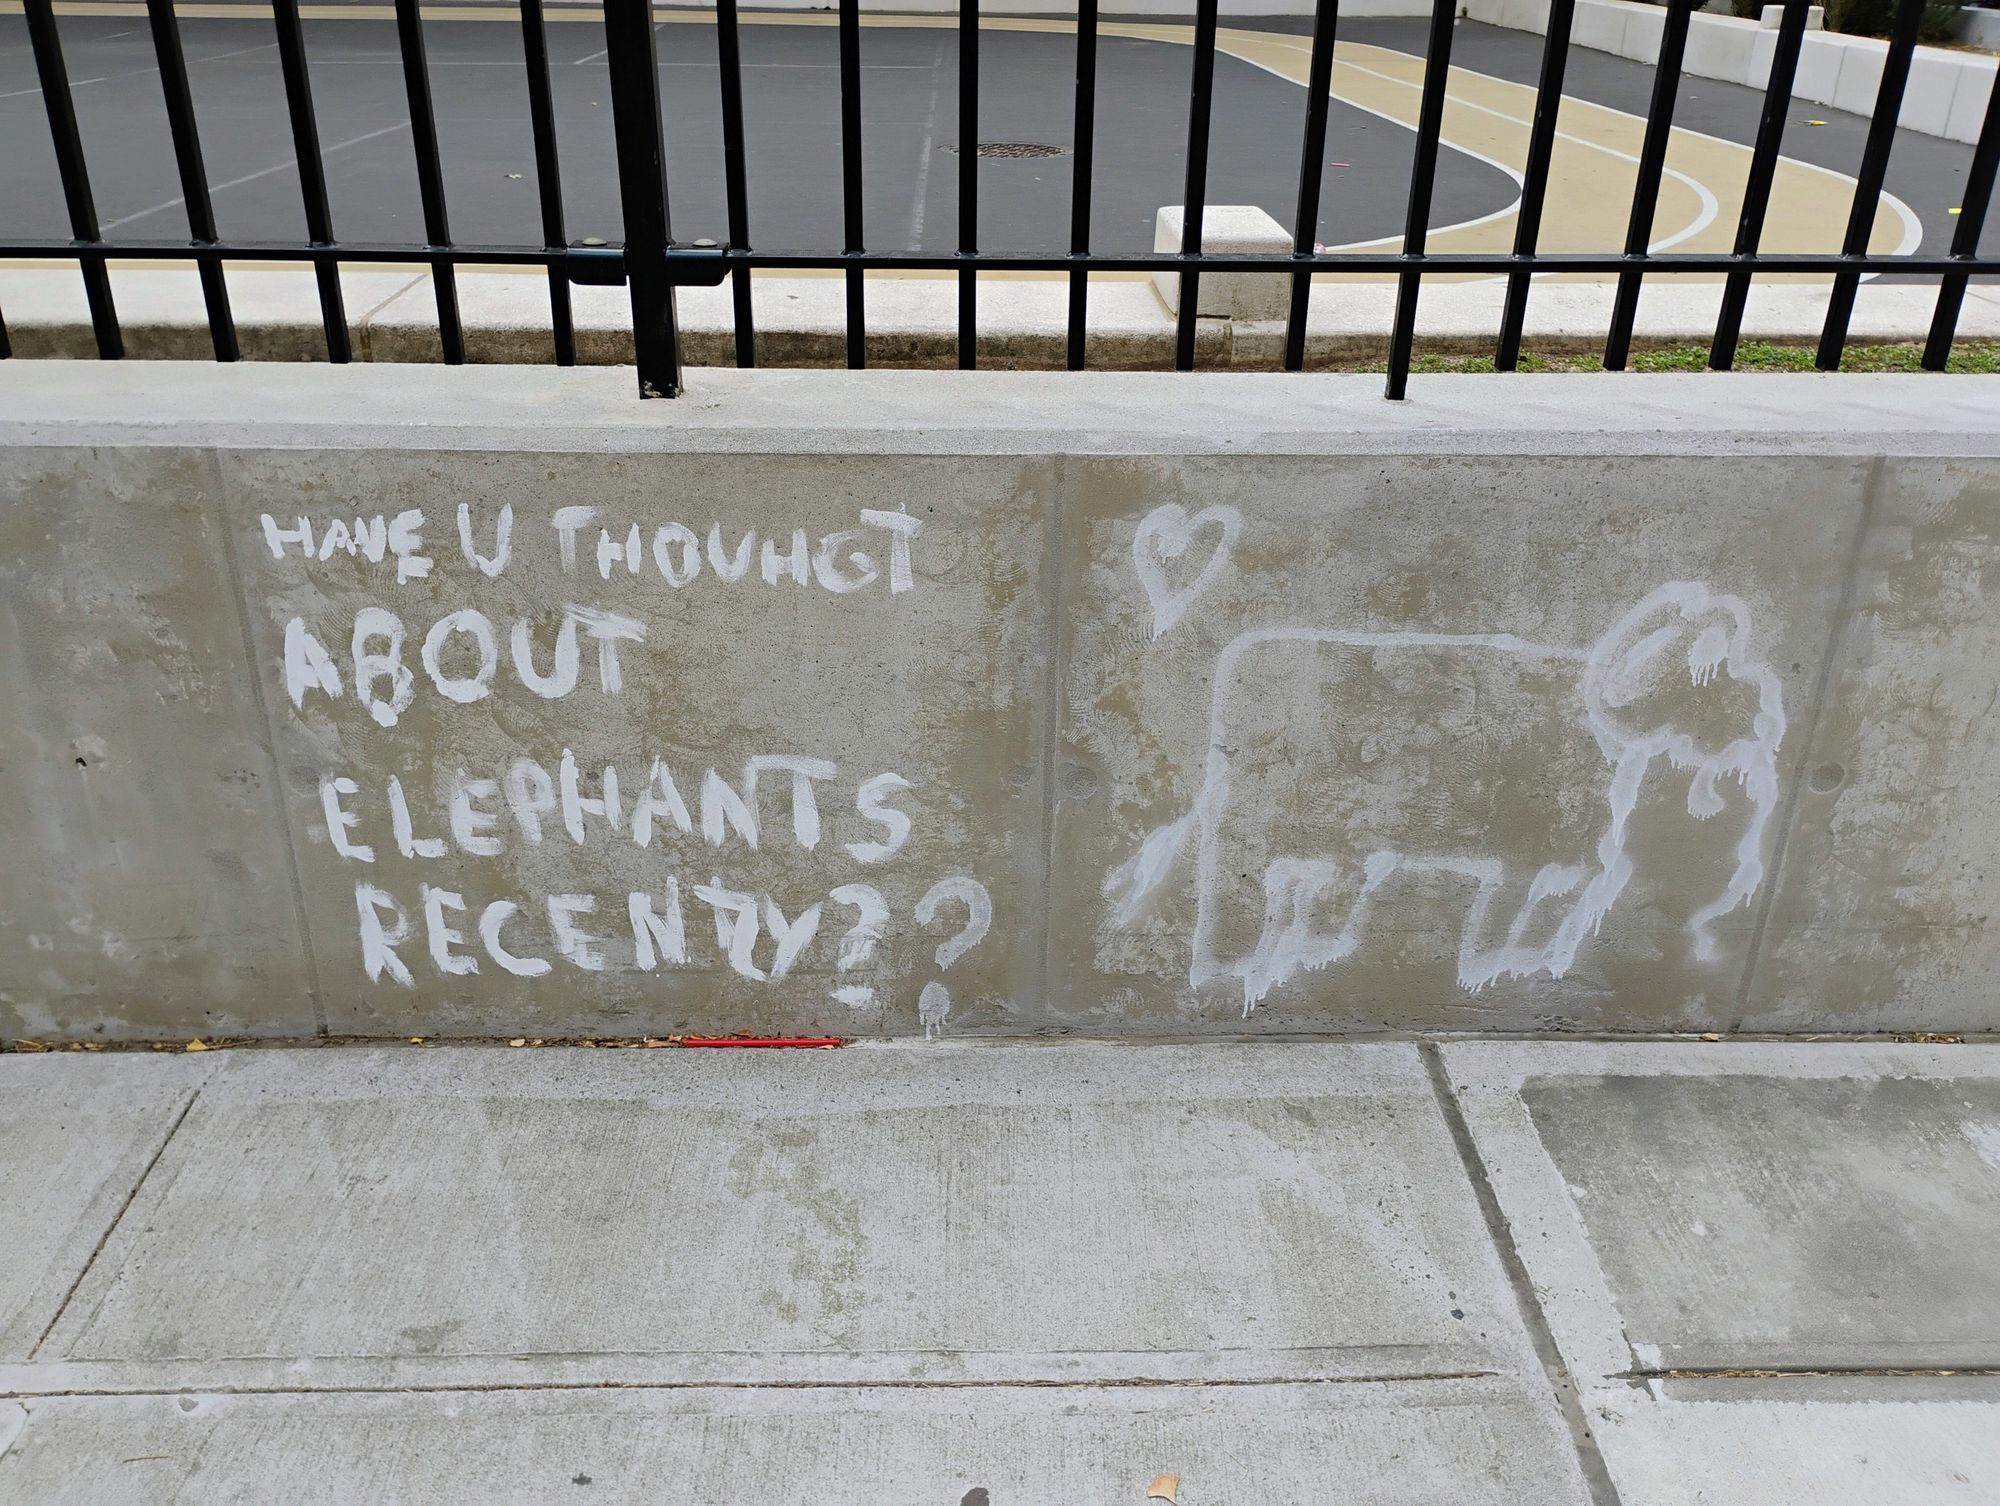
xmin=1618 ymin=1366 xmax=2000 ymax=1381
xmin=25 ymin=1086 xmax=202 ymax=1363
xmin=0 ymin=1370 xmax=1502 ymax=1401
xmin=1418 ymin=1039 xmax=1626 ymax=1506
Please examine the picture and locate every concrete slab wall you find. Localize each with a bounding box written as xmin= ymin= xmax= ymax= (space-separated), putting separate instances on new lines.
xmin=2 ymin=365 xmax=1997 ymax=1042
xmin=1460 ymin=0 xmax=1999 ymax=146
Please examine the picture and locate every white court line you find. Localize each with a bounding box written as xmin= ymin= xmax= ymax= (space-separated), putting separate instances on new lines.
xmin=98 ymin=118 xmax=411 ymax=233
xmin=0 ymin=38 xmax=275 ymax=98
xmin=907 ymin=37 xmax=945 ymax=251
xmin=1253 ymin=34 xmax=1921 ymax=267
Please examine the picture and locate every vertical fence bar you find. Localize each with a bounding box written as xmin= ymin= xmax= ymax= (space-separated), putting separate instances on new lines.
xmin=957 ymin=0 xmax=979 ymax=369
xmin=1065 ymin=0 xmax=1099 ymax=371
xmin=1174 ymin=0 xmax=1220 ymax=371
xmin=24 ymin=0 xmax=121 ymax=359
xmin=1495 ymin=0 xmax=1573 ymax=371
xmin=1284 ymin=0 xmax=1340 ymax=373
xmin=271 ymin=0 xmax=349 ymax=361
xmin=145 ymin=0 xmax=236 ymax=361
xmin=1603 ymin=0 xmax=1691 ymax=371
xmin=1817 ymin=0 xmax=1922 ymax=370
xmin=519 ymin=0 xmax=574 ymax=365
xmin=840 ymin=0 xmax=866 ymax=368
xmin=604 ymin=0 xmax=681 ymax=396
xmin=715 ymin=0 xmax=755 ymax=367
xmin=1923 ymin=66 xmax=2000 ymax=370
xmin=393 ymin=0 xmax=463 ymax=363
xmin=1710 ymin=0 xmax=1808 ymax=370
xmin=1384 ymin=0 xmax=1456 ymax=400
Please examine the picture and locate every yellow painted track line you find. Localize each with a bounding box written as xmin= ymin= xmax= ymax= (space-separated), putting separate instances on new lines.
xmin=3 ymin=4 xmax=1916 ymax=285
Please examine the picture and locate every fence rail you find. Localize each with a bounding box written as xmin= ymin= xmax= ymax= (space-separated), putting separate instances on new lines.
xmin=4 ymin=0 xmax=1998 ymax=398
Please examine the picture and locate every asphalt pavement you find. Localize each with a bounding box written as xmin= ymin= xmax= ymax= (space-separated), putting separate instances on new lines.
xmin=1 ymin=6 xmax=1989 ymax=260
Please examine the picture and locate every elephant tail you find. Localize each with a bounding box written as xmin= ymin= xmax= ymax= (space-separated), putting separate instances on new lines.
xmin=1103 ymin=812 xmax=1197 ymax=926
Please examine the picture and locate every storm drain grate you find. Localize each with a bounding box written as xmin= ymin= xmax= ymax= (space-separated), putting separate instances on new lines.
xmin=944 ymin=142 xmax=1069 ymax=159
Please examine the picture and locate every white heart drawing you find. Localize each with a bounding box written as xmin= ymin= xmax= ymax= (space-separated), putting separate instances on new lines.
xmin=1133 ymin=502 xmax=1243 ymax=639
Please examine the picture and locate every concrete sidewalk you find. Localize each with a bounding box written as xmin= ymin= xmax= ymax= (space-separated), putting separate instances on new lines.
xmin=8 ymin=263 xmax=2000 ymax=368
xmin=0 ymin=1039 xmax=1994 ymax=1503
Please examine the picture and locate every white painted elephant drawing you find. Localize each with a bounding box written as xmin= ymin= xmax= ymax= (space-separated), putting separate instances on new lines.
xmin=1104 ymin=583 xmax=1787 ymax=1014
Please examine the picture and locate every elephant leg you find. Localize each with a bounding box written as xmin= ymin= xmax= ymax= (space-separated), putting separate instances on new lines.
xmin=1231 ymin=853 xmax=1393 ymax=1015
xmin=1458 ymin=862 xmax=1592 ymax=988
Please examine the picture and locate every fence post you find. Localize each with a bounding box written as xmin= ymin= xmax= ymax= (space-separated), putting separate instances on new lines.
xmin=603 ymin=0 xmax=682 ymax=397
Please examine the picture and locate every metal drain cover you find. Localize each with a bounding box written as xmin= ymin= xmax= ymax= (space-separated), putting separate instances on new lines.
xmin=945 ymin=142 xmax=1069 ymax=159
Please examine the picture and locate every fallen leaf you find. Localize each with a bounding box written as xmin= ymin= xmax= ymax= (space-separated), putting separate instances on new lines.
xmin=1949 ymin=206 xmax=1962 ymax=215
xmin=11 ymin=1039 xmax=51 ymax=1054
xmin=506 ymin=172 xmax=523 ymax=179
xmin=185 ymin=1039 xmax=209 ymax=1053
xmin=1699 ymin=1032 xmax=1721 ymax=1042
xmin=1806 ymin=118 xmax=1828 ymax=126
xmin=508 ymin=1038 xmax=528 ymax=1047
xmin=1148 ymin=1476 xmax=1180 ymax=1503
xmin=409 ymin=1036 xmax=425 ymax=1045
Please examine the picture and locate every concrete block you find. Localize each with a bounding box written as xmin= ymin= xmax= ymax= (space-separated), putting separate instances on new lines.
xmin=1945 ymin=59 xmax=1998 ymax=146
xmin=0 ymin=1055 xmax=213 ymax=1359
xmin=1746 ymin=25 xmax=1777 ymax=88
xmin=1050 ymin=453 xmax=1867 ymax=1033
xmin=1899 ymin=50 xmax=1964 ymax=137
xmin=35 ymin=1044 xmax=1548 ymax=1390
xmin=1960 ymin=5 xmax=2000 ymax=47
xmin=0 ymin=1378 xmax=1592 ymax=1506
xmin=1681 ymin=13 xmax=1760 ymax=83
xmin=1739 ymin=459 xmax=2000 ymax=1031
xmin=210 ymin=444 xmax=1052 ymax=1040
xmin=1621 ymin=0 xmax=1667 ymax=64
xmin=1830 ymin=36 xmax=1891 ymax=118
xmin=1760 ymin=2 xmax=1824 ymax=25
xmin=0 ymin=449 xmax=320 ymax=1041
xmin=1788 ymin=32 xmax=1850 ymax=105
xmin=1152 ymin=204 xmax=1294 ymax=322
xmin=5 ymin=366 xmax=2000 ymax=1037
xmin=1568 ymin=0 xmax=1636 ymax=56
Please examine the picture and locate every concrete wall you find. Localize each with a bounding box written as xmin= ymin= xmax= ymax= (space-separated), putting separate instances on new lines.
xmin=3 ymin=364 xmax=1998 ymax=1043
xmin=1463 ymin=0 xmax=1999 ymax=146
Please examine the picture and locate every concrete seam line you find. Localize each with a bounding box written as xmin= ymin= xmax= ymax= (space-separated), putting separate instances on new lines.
xmin=1416 ymin=1040 xmax=1626 ymax=1506
xmin=0 ymin=1399 xmax=24 ymax=1463
xmin=354 ymin=272 xmax=431 ymax=362
xmin=212 ymin=452 xmax=330 ymax=1035
xmin=25 ymin=1086 xmax=204 ymax=1362
xmin=0 ymin=1371 xmax=1510 ymax=1401
xmin=1033 ymin=454 xmax=1069 ymax=1013
xmin=1729 ymin=453 xmax=1883 ymax=1023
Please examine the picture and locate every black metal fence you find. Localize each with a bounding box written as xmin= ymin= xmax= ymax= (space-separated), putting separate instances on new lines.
xmin=6 ymin=0 xmax=1999 ymax=398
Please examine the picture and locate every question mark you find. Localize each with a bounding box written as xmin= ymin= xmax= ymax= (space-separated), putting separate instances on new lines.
xmin=914 ymin=875 xmax=992 ymax=1039
xmin=827 ymin=883 xmax=889 ymax=1008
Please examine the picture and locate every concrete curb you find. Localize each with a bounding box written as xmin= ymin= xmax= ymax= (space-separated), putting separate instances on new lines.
xmin=5 ymin=263 xmax=1997 ymax=367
